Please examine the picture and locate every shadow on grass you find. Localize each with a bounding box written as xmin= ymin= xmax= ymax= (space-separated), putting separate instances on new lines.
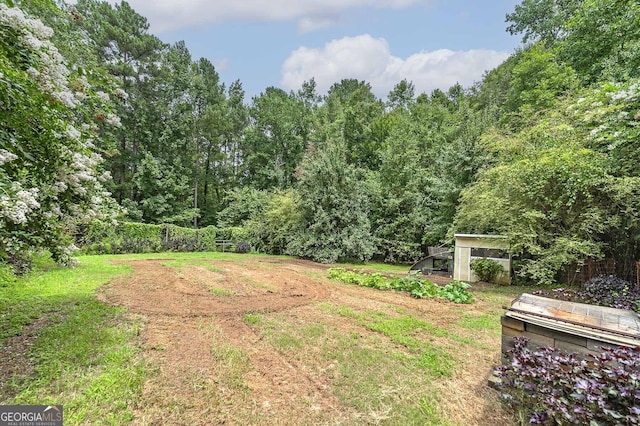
xmin=0 ymin=254 xmax=144 ymax=425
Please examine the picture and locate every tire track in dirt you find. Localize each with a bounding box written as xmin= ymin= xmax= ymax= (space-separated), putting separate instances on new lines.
xmin=99 ymin=259 xmax=344 ymax=425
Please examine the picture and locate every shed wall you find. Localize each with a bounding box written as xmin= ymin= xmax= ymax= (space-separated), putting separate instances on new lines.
xmin=453 ymin=235 xmax=510 ymax=284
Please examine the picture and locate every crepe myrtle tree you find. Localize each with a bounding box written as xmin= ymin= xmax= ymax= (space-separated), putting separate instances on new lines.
xmin=0 ymin=3 xmax=121 ymax=270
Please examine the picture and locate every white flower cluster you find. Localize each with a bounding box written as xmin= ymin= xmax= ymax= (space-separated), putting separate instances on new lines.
xmin=0 ymin=149 xmax=18 ymax=166
xmin=66 ymin=125 xmax=81 ymax=140
xmin=114 ymin=88 xmax=129 ymax=101
xmin=96 ymin=91 xmax=110 ymax=103
xmin=0 ymin=183 xmax=40 ymax=225
xmin=0 ymin=4 xmax=77 ymax=108
xmin=57 ymin=150 xmax=102 ymax=196
xmin=105 ymin=113 xmax=122 ymax=127
xmin=607 ymin=83 xmax=639 ymax=103
xmin=1 ymin=5 xmax=121 ymax=267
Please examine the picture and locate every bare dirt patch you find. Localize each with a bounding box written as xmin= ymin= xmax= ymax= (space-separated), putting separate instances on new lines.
xmin=99 ymin=257 xmax=512 ymax=425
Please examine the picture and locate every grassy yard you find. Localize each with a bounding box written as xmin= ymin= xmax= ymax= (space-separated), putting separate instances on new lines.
xmin=0 ymin=252 xmax=527 ymax=425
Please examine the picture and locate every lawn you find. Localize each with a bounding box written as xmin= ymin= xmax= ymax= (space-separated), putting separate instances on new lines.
xmin=0 ymin=252 xmax=526 ymax=425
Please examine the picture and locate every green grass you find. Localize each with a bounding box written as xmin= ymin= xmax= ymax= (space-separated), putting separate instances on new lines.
xmin=210 ymin=287 xmax=233 ymax=296
xmin=334 ymin=261 xmax=411 ymax=274
xmin=0 ymin=253 xmax=143 ymax=424
xmin=330 ymin=339 xmax=449 ymax=425
xmin=243 ymin=312 xmax=262 ymax=326
xmin=210 ymin=344 xmax=251 ymax=390
xmin=325 ymin=305 xmax=454 ymax=378
xmin=248 ymin=307 xmax=451 ymax=424
xmin=458 ymin=313 xmax=501 ymax=334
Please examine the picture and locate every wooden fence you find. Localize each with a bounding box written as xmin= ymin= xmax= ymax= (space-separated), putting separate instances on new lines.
xmin=566 ymin=259 xmax=616 ymax=287
xmin=567 ymin=258 xmax=640 ymax=287
xmin=214 ymin=239 xmax=236 ymax=252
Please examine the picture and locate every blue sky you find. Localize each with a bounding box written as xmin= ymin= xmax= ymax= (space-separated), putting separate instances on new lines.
xmin=120 ymin=0 xmax=523 ymax=100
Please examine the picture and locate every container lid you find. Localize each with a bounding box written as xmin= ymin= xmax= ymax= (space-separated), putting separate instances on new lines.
xmin=505 ymin=293 xmax=640 ymax=347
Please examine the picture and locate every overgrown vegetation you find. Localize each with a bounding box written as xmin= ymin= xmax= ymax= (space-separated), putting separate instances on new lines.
xmin=328 ymin=268 xmax=473 ymax=303
xmin=77 ymin=220 xmax=247 ymax=254
xmin=4 ymin=0 xmax=640 ymax=280
xmin=497 ymin=336 xmax=640 ymax=425
xmin=533 ymin=275 xmax=640 ymax=313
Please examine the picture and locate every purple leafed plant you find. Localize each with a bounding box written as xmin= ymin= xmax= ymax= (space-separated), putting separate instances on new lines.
xmin=496 ymin=336 xmax=640 ymax=425
xmin=533 ymin=275 xmax=640 ymax=313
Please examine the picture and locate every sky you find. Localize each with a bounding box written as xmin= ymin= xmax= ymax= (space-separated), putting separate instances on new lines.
xmin=114 ymin=0 xmax=523 ymax=100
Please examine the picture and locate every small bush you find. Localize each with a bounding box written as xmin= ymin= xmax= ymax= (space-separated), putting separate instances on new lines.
xmin=497 ymin=336 xmax=640 ymax=425
xmin=236 ymin=241 xmax=251 ymax=253
xmin=470 ymin=258 xmax=504 ymax=283
xmin=409 ymin=280 xmax=439 ymax=299
xmin=6 ymin=252 xmax=33 ymax=275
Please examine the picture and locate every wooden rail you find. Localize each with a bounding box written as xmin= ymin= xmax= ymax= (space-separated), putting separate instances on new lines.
xmin=215 ymin=239 xmax=235 ymax=252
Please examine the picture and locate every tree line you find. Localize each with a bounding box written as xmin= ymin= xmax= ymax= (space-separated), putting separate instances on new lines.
xmin=2 ymin=0 xmax=640 ymax=285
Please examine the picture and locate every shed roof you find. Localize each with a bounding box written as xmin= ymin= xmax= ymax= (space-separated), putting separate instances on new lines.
xmin=454 ymin=233 xmax=508 ymax=239
xmin=505 ymin=293 xmax=640 ymax=347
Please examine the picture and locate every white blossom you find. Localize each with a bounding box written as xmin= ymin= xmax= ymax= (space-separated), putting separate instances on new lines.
xmin=0 ymin=149 xmax=18 ymax=166
xmin=53 ymin=91 xmax=79 ymax=108
xmin=96 ymin=91 xmax=110 ymax=102
xmin=66 ymin=125 xmax=81 ymax=140
xmin=114 ymin=88 xmax=129 ymax=101
xmin=98 ymin=170 xmax=112 ymax=182
xmin=610 ymin=90 xmax=628 ymax=101
xmin=0 ymin=184 xmax=40 ymax=225
xmin=105 ymin=113 xmax=122 ymax=127
xmin=52 ymin=181 xmax=68 ymax=193
xmin=74 ymin=91 xmax=87 ymax=101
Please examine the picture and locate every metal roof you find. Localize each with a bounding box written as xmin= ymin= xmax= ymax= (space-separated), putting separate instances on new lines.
xmin=505 ymin=293 xmax=640 ymax=347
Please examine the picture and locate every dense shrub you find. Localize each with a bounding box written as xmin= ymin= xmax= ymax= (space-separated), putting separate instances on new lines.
xmin=470 ymin=258 xmax=504 ymax=282
xmin=235 ymin=241 xmax=251 ymax=254
xmin=77 ymin=220 xmax=246 ymax=254
xmin=583 ymin=275 xmax=640 ymax=310
xmin=497 ymin=336 xmax=640 ymax=425
xmin=533 ymin=275 xmax=640 ymax=313
xmin=328 ymin=268 xmax=473 ymax=303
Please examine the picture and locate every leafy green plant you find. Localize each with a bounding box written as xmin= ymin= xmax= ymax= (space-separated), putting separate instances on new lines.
xmin=470 ymin=258 xmax=504 ymax=283
xmin=437 ymin=281 xmax=474 ymax=304
xmin=410 ymin=280 xmax=439 ymax=299
xmin=328 ymin=268 xmax=473 ymax=303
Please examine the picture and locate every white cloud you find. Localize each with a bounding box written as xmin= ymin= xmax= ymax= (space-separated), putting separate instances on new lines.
xmin=297 ymin=15 xmax=340 ymax=34
xmin=213 ymin=58 xmax=230 ymax=72
xmin=280 ymin=35 xmax=510 ymax=97
xmin=107 ymin=0 xmax=431 ymax=33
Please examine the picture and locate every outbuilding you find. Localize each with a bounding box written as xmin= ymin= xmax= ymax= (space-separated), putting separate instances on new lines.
xmin=453 ymin=234 xmax=510 ymax=284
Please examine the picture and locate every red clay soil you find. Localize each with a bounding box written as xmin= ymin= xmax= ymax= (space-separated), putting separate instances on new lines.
xmin=98 ymin=258 xmax=509 ymax=425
